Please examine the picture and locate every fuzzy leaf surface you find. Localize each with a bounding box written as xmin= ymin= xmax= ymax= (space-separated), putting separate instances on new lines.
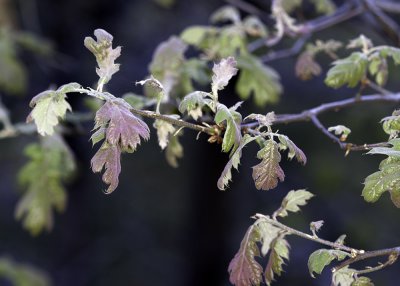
xmin=91 ymin=143 xmax=121 ymax=194
xmin=276 ymin=189 xmax=314 ymax=218
xmin=153 ymin=116 xmax=178 ymax=150
xmin=252 ymin=139 xmax=284 ymax=190
xmin=218 ymin=134 xmax=257 ymax=190
xmin=228 ymin=225 xmax=263 ymax=286
xmin=332 ymin=266 xmax=356 ymax=286
xmin=211 ymin=56 xmax=238 ymax=96
xmin=27 ymin=83 xmax=80 ymax=136
xmin=179 ymin=91 xmax=212 ymax=120
xmin=84 ymin=29 xmax=121 ymax=85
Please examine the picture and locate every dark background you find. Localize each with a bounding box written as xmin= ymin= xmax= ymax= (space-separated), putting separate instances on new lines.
xmin=1 ymin=0 xmax=400 ymax=285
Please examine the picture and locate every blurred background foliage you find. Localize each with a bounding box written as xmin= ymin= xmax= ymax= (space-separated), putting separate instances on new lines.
xmin=1 ymin=0 xmax=400 ymax=285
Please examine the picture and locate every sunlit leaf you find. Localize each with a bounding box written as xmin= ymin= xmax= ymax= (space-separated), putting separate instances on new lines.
xmin=351 ymin=277 xmax=374 ymax=286
xmin=179 ymin=91 xmax=212 ymax=120
xmin=308 ymin=249 xmax=349 ymax=277
xmin=154 ymin=115 xmax=178 ymax=149
xmin=328 ymin=125 xmax=351 ymax=142
xmin=276 ymin=189 xmax=314 ymax=218
xmin=165 ymin=134 xmax=183 ymax=168
xmin=325 ymin=52 xmax=368 ymax=88
xmin=276 ymin=134 xmax=307 ymax=164
xmin=245 ymin=112 xmax=276 ymax=129
xmin=215 ymin=103 xmax=242 ymax=153
xmin=84 ymin=29 xmax=121 ymax=86
xmin=265 ymin=236 xmax=290 ymax=285
xmin=27 ymin=83 xmax=80 ymax=136
xmin=210 ymin=5 xmax=241 ymax=24
xmin=252 ymin=139 xmax=284 ymax=190
xmin=332 ymin=266 xmax=356 ymax=286
xmin=218 ymin=134 xmax=257 ymax=190
xmin=211 ymin=57 xmax=238 ymax=97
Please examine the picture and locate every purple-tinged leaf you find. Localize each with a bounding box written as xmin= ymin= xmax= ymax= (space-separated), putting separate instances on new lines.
xmin=228 ymin=225 xmax=263 ymax=286
xmin=94 ymin=99 xmax=150 ymax=150
xmin=91 ymin=143 xmax=121 ymax=194
xmin=252 ymin=139 xmax=284 ymax=191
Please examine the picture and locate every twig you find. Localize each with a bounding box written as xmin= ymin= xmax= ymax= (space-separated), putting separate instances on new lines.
xmin=255 ymin=214 xmax=360 ymax=254
xmin=362 ymin=0 xmax=400 ymax=45
xmin=261 ymin=34 xmax=310 ymax=63
xmin=376 ymin=0 xmax=400 ymax=14
xmin=310 ymin=115 xmax=345 ymax=148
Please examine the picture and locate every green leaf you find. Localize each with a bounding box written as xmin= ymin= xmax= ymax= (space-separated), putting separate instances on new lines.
xmin=179 ymin=91 xmax=212 ymax=120
xmin=276 ymin=189 xmax=314 ymax=218
xmin=308 ymin=249 xmax=349 ymax=277
xmin=217 ymin=134 xmax=258 ymax=190
xmin=27 ymin=83 xmax=80 ymax=136
xmin=276 ymin=134 xmax=307 ymax=164
xmin=165 ymin=134 xmax=183 ymax=168
xmin=180 ymin=26 xmax=212 ymax=47
xmin=211 ymin=56 xmax=238 ymax=97
xmin=236 ymin=54 xmax=282 ymax=107
xmin=228 ymin=224 xmax=263 ymax=286
xmin=325 ymin=52 xmax=368 ymax=88
xmin=0 ymin=257 xmax=51 ymax=286
xmin=309 ymin=0 xmax=336 ymax=14
xmin=252 ymin=139 xmax=284 ymax=190
xmin=243 ymin=16 xmax=268 ymax=37
xmin=257 ymin=221 xmax=281 ymax=257
xmin=362 ymin=139 xmax=400 ymax=207
xmin=215 ymin=103 xmax=242 ymax=153
xmin=265 ymin=236 xmax=290 ymax=286
xmin=84 ymin=29 xmax=121 ymax=87
xmin=351 ymin=277 xmax=374 ymax=286
xmin=381 ymin=110 xmax=400 ymax=137
xmin=328 ymin=125 xmax=351 ymax=141
xmin=376 ymin=46 xmax=400 ymax=65
xmin=17 ymin=134 xmax=75 ymax=235
xmin=332 ymin=266 xmax=356 ymax=286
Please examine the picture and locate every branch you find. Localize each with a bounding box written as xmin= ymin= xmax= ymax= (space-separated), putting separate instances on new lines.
xmin=376 ymin=0 xmax=400 ymax=14
xmin=243 ymin=93 xmax=400 ymax=151
xmin=261 ymin=35 xmax=310 ymax=63
xmin=255 ymin=214 xmax=400 ymax=276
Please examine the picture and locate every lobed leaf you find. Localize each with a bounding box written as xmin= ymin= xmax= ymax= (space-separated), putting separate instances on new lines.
xmin=210 ymin=5 xmax=241 ymax=24
xmin=351 ymin=277 xmax=374 ymax=286
xmin=211 ymin=57 xmax=238 ymax=96
xmin=91 ymin=142 xmax=121 ymax=194
xmin=218 ymin=134 xmax=257 ymax=190
xmin=84 ymin=29 xmax=121 ymax=86
xmin=325 ymin=52 xmax=368 ymax=89
xmin=165 ymin=134 xmax=184 ymax=168
xmin=153 ymin=116 xmax=178 ymax=150
xmin=252 ymin=139 xmax=284 ymax=191
xmin=276 ymin=189 xmax=314 ymax=218
xmin=257 ymin=221 xmax=281 ymax=257
xmin=243 ymin=16 xmax=268 ymax=37
xmin=179 ymin=91 xmax=212 ymax=120
xmin=27 ymin=83 xmax=80 ymax=136
xmin=295 ymin=51 xmax=322 ymax=80
xmin=308 ymin=249 xmax=349 ymax=278
xmin=236 ymin=54 xmax=282 ymax=107
xmin=17 ymin=134 xmax=75 ymax=235
xmin=328 ymin=125 xmax=351 ymax=142
xmin=93 ymin=99 xmax=150 ymax=150
xmin=332 ymin=266 xmax=356 ymax=286
xmin=228 ymin=225 xmax=263 ymax=286
xmin=276 ymin=134 xmax=307 ymax=164
xmin=264 ymin=236 xmax=290 ymax=286
xmin=245 ymin=112 xmax=276 ymax=129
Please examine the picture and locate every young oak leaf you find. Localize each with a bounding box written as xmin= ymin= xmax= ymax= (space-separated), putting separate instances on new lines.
xmin=252 ymin=139 xmax=284 ymax=191
xmin=166 ymin=134 xmax=184 ymax=168
xmin=93 ymin=99 xmax=150 ymax=150
xmin=328 ymin=125 xmax=351 ymax=142
xmin=325 ymin=52 xmax=368 ymax=89
xmin=27 ymin=82 xmax=81 ymax=136
xmin=332 ymin=266 xmax=357 ymax=286
xmin=217 ymin=134 xmax=258 ymax=190
xmin=211 ymin=57 xmax=238 ymax=97
xmin=228 ymin=224 xmax=263 ymax=286
xmin=153 ymin=115 xmax=179 ymax=150
xmin=275 ymin=189 xmax=314 ymax=218
xmin=351 ymin=277 xmax=374 ymax=286
xmin=179 ymin=91 xmax=213 ymax=120
xmin=264 ymin=236 xmax=290 ymax=286
xmin=215 ymin=103 xmax=242 ymax=153
xmin=84 ymin=29 xmax=121 ymax=87
xmin=91 ymin=143 xmax=121 ymax=194
xmin=276 ymin=134 xmax=307 ymax=164
xmin=308 ymin=249 xmax=350 ymax=278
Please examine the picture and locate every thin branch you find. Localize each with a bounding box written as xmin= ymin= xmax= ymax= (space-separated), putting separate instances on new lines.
xmin=254 ymin=214 xmax=360 ymax=254
xmin=376 ymin=0 xmax=400 ymax=14
xmin=362 ymin=0 xmax=400 ymax=45
xmin=261 ymin=34 xmax=310 ymax=63
xmin=310 ymin=115 xmax=345 ymax=148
